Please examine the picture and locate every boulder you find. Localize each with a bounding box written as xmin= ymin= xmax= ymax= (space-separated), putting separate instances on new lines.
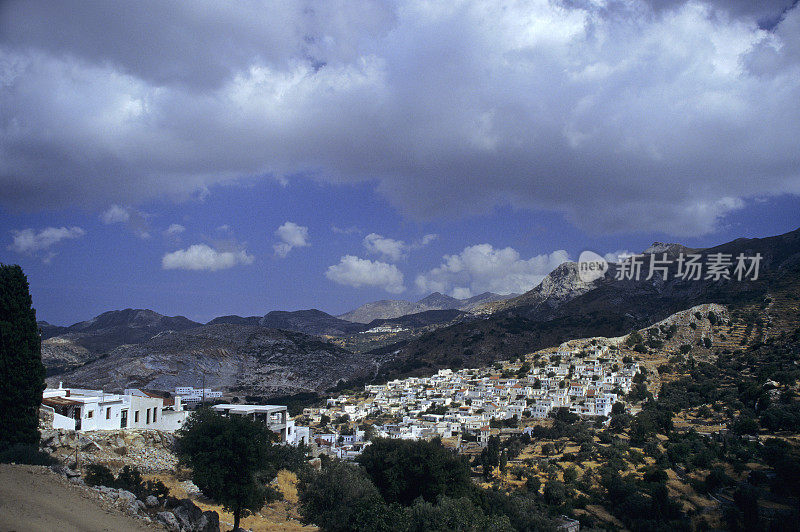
xmin=40 ymin=429 xmax=58 ymax=446
xmin=156 ymin=511 xmax=181 ymax=532
xmin=146 ymin=495 xmax=160 ymax=507
xmin=50 ymin=464 xmax=79 ymax=478
xmin=198 ymin=510 xmax=220 ymax=532
xmin=117 ymin=489 xmax=137 ymax=502
xmin=172 ymin=499 xmax=220 ymax=532
xmin=96 ymin=486 xmax=118 ymax=497
xmin=164 ymin=496 xmax=181 ymax=510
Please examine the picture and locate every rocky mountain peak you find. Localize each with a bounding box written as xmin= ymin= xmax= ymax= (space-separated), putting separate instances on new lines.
xmin=416 ymin=292 xmax=461 ymax=308
xmin=642 ymin=242 xmax=693 ymax=257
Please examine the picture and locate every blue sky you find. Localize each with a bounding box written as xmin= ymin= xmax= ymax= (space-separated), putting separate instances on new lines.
xmin=3 ymin=181 xmax=797 ymax=325
xmin=1 ymin=0 xmax=799 ymax=325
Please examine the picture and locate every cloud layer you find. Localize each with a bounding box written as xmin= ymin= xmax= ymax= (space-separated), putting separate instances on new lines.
xmin=2 ymin=1 xmax=799 ymax=235
xmin=416 ymin=245 xmax=570 ymax=297
xmin=162 ymin=244 xmax=254 ymax=271
xmin=326 ymin=255 xmax=405 ymax=293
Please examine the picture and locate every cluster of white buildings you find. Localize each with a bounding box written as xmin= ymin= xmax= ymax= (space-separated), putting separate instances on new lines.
xmin=40 ymin=347 xmax=640 ymax=458
xmin=41 ymin=384 xmax=310 ymax=447
xmin=303 ymin=347 xmax=640 ymax=451
xmin=174 ymin=387 xmax=223 ymax=406
xmin=42 ymin=384 xmax=189 ymax=432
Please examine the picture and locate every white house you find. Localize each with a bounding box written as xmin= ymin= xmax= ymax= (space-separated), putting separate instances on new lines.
xmin=211 ymin=404 xmax=290 ymax=442
xmin=42 ymin=385 xmax=188 ymax=432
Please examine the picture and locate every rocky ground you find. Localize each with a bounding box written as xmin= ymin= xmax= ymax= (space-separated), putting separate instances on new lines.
xmin=40 ymin=428 xmax=179 ymax=473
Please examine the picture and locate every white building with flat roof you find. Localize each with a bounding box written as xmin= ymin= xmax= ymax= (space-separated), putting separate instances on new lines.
xmin=41 ymin=385 xmax=188 ymax=432
xmin=211 ymin=404 xmax=290 ymax=442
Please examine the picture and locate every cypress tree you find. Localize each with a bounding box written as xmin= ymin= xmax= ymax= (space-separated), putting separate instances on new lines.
xmin=0 ymin=264 xmax=46 ymax=451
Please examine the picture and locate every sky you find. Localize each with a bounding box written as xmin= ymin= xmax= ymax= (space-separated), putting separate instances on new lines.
xmin=1 ymin=0 xmax=799 ymax=326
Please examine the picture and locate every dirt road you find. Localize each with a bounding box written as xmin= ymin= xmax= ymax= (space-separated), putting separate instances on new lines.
xmin=0 ymin=463 xmax=160 ymax=532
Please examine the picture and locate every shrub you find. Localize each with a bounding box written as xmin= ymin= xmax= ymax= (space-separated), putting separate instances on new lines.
xmin=115 ymin=465 xmax=143 ymax=493
xmin=543 ymin=480 xmax=567 ymax=505
xmin=142 ymin=479 xmax=170 ymax=499
xmin=299 ymin=460 xmax=393 ymax=531
xmin=84 ymin=464 xmax=116 ymax=487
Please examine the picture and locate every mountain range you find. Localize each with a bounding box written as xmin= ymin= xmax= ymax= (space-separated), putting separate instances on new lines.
xmin=40 ymin=227 xmax=800 ymax=400
xmin=370 ymin=228 xmax=800 ymax=380
xmin=336 ymin=291 xmax=516 ymax=323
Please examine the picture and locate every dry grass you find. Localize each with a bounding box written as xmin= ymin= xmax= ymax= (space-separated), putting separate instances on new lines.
xmin=145 ymin=470 xmax=317 ymax=531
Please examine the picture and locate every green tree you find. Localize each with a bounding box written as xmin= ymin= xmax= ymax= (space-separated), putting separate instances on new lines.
xmin=357 ymin=438 xmax=473 ymax=506
xmin=0 ymin=264 xmax=45 ymax=451
xmin=299 ymin=460 xmax=393 ymax=531
xmin=176 ymin=409 xmax=281 ymax=530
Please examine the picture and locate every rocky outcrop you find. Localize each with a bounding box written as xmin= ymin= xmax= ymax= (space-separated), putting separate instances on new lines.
xmin=170 ymin=498 xmax=220 ymax=532
xmin=40 ymin=429 xmax=178 ymax=473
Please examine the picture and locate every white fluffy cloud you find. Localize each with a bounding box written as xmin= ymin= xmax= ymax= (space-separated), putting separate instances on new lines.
xmin=8 ymin=226 xmax=85 ymax=255
xmin=273 ymin=221 xmax=309 ymax=258
xmin=363 ymin=232 xmax=438 ymax=261
xmin=325 ymin=255 xmax=405 ymax=293
xmin=162 ymin=244 xmax=254 ymax=271
xmin=363 ymin=233 xmax=408 ymax=262
xmin=100 ymin=204 xmax=150 ymax=238
xmin=416 ymin=245 xmax=570 ymax=297
xmin=2 ymin=1 xmax=800 ymax=235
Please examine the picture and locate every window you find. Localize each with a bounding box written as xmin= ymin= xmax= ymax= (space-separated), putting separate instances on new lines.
xmin=106 ymin=408 xmax=111 ymax=419
xmin=152 ymin=408 xmax=157 ymax=423
xmin=134 ymin=410 xmax=139 ymax=423
xmin=87 ymin=410 xmax=93 ymax=418
xmin=146 ymin=409 xmax=150 ymax=424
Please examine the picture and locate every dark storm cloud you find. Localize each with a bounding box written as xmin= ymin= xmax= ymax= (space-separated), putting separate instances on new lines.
xmin=642 ymin=0 xmax=798 ymax=24
xmin=1 ymin=0 xmax=799 ymax=236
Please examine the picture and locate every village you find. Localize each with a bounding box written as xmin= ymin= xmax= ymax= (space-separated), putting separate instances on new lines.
xmin=37 ymin=343 xmax=642 ymax=464
xmin=302 ymin=343 xmax=641 ymax=459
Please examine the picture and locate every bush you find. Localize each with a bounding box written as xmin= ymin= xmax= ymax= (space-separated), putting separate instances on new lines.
xmin=731 ymin=417 xmax=759 ymax=435
xmin=404 ymin=496 xmax=514 ymax=531
xmin=543 ymin=480 xmax=566 ymax=505
xmin=84 ymin=464 xmax=116 ymax=487
xmin=142 ymin=479 xmax=170 ymax=499
xmin=115 ymin=465 xmax=143 ymax=493
xmin=526 ymin=475 xmax=541 ymax=494
xmin=299 ymin=460 xmax=394 ymax=531
xmin=0 ymin=443 xmax=56 ymax=466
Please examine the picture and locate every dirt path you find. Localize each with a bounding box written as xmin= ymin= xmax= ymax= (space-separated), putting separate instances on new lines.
xmin=0 ymin=464 xmax=161 ymax=532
